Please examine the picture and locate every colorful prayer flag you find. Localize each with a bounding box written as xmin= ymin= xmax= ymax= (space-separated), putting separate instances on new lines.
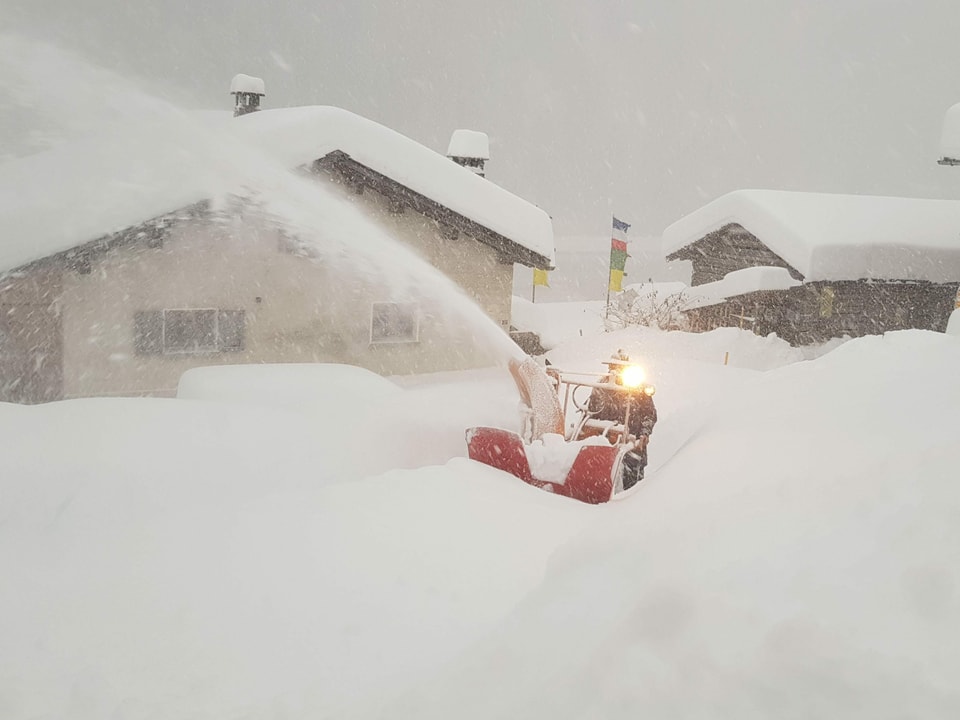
xmin=608 ymin=269 xmax=624 ymax=292
xmin=608 ymin=216 xmax=631 ymax=292
xmin=533 ymin=268 xmax=550 ymax=287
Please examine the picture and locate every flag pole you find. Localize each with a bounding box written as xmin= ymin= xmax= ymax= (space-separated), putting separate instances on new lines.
xmin=605 ymin=215 xmax=614 ymax=317
xmin=605 ymin=271 xmax=611 ymax=317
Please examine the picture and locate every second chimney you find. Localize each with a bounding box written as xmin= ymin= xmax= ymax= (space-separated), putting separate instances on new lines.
xmin=230 ymin=74 xmax=265 ymax=117
xmin=447 ymin=129 xmax=489 ymax=177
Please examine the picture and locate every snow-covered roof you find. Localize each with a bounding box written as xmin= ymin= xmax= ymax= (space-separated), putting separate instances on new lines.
xmin=239 ymin=109 xmax=549 ymax=260
xmin=686 ymin=266 xmax=803 ymax=308
xmin=446 ymin=129 xmax=489 ymax=160
xmin=939 ymin=102 xmax=960 ymax=162
xmin=230 ymin=73 xmax=265 ymax=95
xmin=0 ymin=115 xmax=233 ymax=273
xmin=0 ymin=106 xmax=553 ymax=273
xmin=662 ymin=189 xmax=960 ymax=283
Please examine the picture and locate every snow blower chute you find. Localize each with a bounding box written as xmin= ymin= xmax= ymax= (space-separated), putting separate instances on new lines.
xmin=466 ymin=355 xmax=656 ymax=504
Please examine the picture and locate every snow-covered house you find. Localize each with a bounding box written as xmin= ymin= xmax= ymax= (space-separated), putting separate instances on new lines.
xmin=0 ymin=105 xmax=554 ymax=403
xmin=663 ymin=190 xmax=960 ymax=345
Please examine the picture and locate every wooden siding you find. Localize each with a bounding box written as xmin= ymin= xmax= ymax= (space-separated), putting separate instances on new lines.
xmin=685 ymin=280 xmax=960 ymax=346
xmin=666 ymin=223 xmax=803 ymax=286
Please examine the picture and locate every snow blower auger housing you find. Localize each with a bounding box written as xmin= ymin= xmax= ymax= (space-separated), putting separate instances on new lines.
xmin=466 ymin=355 xmax=656 ymax=504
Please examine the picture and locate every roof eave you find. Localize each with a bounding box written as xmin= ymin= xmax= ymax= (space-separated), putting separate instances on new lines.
xmin=315 ymin=152 xmax=552 ymax=268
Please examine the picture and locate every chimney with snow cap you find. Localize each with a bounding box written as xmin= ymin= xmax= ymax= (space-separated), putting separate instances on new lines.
xmin=447 ymin=129 xmax=489 ymax=177
xmin=230 ymin=74 xmax=265 ymax=117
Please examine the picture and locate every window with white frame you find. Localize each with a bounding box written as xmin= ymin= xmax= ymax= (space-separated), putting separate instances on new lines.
xmin=370 ymin=302 xmax=419 ymax=344
xmin=134 ymin=309 xmax=245 ymax=355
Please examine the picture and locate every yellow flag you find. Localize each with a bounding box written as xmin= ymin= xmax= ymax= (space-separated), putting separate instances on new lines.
xmin=608 ymin=269 xmax=624 ymax=292
xmin=533 ymin=268 xmax=550 ymax=287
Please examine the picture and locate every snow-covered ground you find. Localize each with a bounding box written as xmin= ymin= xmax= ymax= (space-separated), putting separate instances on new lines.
xmin=2 ymin=309 xmax=960 ymax=718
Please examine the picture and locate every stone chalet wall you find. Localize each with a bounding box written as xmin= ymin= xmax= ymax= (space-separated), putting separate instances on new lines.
xmin=686 ymin=280 xmax=960 ymax=346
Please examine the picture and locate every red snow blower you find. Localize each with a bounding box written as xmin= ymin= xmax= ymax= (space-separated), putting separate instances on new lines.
xmin=466 ymin=355 xmax=656 ymax=504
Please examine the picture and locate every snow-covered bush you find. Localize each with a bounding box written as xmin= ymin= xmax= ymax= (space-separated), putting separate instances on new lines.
xmin=604 ymin=285 xmax=693 ymax=332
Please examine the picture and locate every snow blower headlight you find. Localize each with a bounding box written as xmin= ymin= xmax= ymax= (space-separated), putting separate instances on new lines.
xmin=620 ymin=364 xmax=645 ymax=388
xmin=643 ymin=384 xmax=656 ymax=396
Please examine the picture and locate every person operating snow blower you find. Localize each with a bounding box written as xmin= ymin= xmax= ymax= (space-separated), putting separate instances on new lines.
xmin=584 ymin=351 xmax=657 ymax=490
xmin=466 ymin=351 xmax=659 ymax=504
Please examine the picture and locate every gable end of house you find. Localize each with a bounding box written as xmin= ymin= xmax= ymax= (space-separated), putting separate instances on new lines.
xmin=667 ymin=223 xmax=804 ymax=286
xmin=0 ymin=202 xmax=211 ymax=283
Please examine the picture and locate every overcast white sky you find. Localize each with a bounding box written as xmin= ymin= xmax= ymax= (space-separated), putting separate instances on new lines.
xmin=6 ymin=0 xmax=960 ymax=237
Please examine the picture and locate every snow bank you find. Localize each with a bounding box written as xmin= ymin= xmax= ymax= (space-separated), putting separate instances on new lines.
xmin=387 ymin=330 xmax=960 ymax=719
xmin=946 ymin=308 xmax=960 ymax=336
xmin=177 ymin=362 xmax=401 ymax=413
xmin=688 ymin=265 xmax=802 ymax=306
xmin=180 ymin=362 xmax=521 ymax=476
xmin=511 ymin=296 xmax=607 ymax=349
xmin=0 ymin=397 xmax=592 ymax=718
xmin=4 ymin=325 xmax=960 ymax=718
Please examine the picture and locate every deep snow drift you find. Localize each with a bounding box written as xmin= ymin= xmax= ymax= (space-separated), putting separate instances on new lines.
xmin=2 ymin=323 xmax=959 ymax=719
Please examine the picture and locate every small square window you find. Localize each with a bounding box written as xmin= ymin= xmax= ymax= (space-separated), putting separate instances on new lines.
xmin=218 ymin=310 xmax=245 ymax=351
xmin=370 ymin=302 xmax=419 ymax=344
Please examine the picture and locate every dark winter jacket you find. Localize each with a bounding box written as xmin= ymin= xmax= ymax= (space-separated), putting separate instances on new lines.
xmin=587 ymin=381 xmax=657 ymax=440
